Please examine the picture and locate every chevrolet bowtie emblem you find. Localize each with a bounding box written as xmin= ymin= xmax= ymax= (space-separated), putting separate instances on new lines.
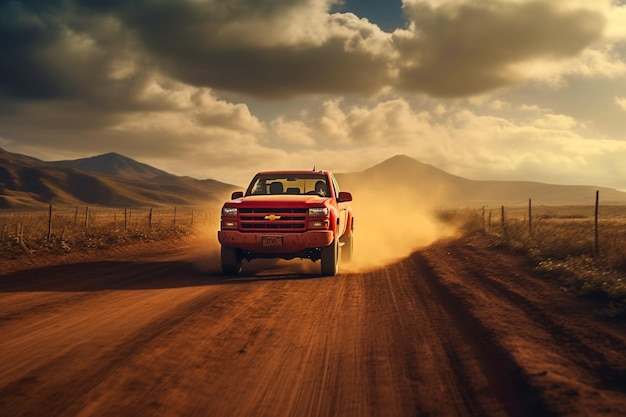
xmin=265 ymin=214 xmax=282 ymax=221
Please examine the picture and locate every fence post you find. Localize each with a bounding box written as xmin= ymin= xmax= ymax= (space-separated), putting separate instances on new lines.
xmin=481 ymin=206 xmax=485 ymax=230
xmin=124 ymin=208 xmax=128 ymax=230
xmin=173 ymin=206 xmax=177 ymax=226
xmin=595 ymin=190 xmax=600 ymax=256
xmin=149 ymin=208 xmax=153 ymax=232
xmin=191 ymin=209 xmax=194 ymax=227
xmin=528 ymin=198 xmax=533 ymax=238
xmin=47 ymin=204 xmax=53 ymax=240
xmin=74 ymin=206 xmax=78 ymax=226
xmin=84 ymin=206 xmax=89 ymax=229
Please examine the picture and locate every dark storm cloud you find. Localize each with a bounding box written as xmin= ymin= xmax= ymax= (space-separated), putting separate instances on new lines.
xmin=0 ymin=1 xmax=68 ymax=99
xmin=396 ymin=1 xmax=606 ymax=97
xmin=156 ymin=41 xmax=390 ymax=99
xmin=0 ymin=0 xmax=391 ymax=102
xmin=85 ymin=0 xmax=392 ymax=98
xmin=0 ymin=0 xmax=156 ymax=108
xmin=0 ymin=0 xmax=610 ymax=105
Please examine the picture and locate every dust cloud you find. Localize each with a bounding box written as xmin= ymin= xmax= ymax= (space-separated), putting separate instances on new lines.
xmin=342 ymin=180 xmax=458 ymax=273
xmin=187 ymin=204 xmax=224 ymax=275
xmin=189 ymin=184 xmax=458 ymax=276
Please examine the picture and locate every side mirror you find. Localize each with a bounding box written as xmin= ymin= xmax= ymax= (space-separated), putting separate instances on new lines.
xmin=337 ymin=191 xmax=352 ymax=203
xmin=231 ymin=191 xmax=244 ymax=199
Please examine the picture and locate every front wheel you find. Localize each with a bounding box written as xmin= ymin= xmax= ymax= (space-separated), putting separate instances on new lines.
xmin=320 ymin=238 xmax=339 ymax=276
xmin=221 ymin=246 xmax=242 ymax=275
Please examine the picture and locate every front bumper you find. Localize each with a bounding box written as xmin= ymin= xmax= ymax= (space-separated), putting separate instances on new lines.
xmin=218 ymin=230 xmax=334 ymax=254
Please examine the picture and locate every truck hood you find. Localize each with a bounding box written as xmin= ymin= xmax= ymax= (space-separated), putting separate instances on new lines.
xmin=229 ymin=195 xmax=329 ymax=206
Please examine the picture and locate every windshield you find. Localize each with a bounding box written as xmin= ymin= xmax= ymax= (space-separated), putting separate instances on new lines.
xmin=246 ymin=174 xmax=330 ymax=197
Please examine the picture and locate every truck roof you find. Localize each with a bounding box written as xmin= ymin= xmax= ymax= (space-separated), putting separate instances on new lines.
xmin=254 ymin=170 xmax=331 ymax=176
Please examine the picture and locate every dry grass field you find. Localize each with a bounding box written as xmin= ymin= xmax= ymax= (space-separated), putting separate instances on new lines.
xmin=0 ymin=205 xmax=220 ymax=260
xmin=447 ymin=204 xmax=626 ymax=318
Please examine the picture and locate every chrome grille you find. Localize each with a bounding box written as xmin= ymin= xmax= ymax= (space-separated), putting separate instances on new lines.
xmin=239 ymin=208 xmax=307 ymax=231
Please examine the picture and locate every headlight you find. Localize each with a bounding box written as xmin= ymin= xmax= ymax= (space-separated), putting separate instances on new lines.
xmin=308 ymin=207 xmax=329 ymax=217
xmin=222 ymin=207 xmax=238 ymax=216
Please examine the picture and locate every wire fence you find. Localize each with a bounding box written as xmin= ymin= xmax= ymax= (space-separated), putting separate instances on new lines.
xmin=1 ymin=205 xmax=220 ymax=253
xmin=438 ymin=193 xmax=626 ymax=315
xmin=478 ymin=196 xmax=626 ymax=263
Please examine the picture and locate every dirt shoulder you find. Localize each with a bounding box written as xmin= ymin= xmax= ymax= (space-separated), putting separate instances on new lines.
xmin=421 ymin=232 xmax=626 ymax=416
xmin=0 ymin=235 xmax=196 ymax=276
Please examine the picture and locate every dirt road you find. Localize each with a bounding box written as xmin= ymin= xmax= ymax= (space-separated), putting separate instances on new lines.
xmin=1 ymin=234 xmax=625 ymax=417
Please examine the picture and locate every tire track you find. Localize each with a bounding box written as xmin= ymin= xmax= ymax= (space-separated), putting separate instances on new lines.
xmin=409 ymin=251 xmax=557 ymax=417
xmin=0 ymin=261 xmax=193 ymax=329
xmin=437 ymin=240 xmax=626 ymax=390
xmin=0 ymin=276 xmax=246 ymax=417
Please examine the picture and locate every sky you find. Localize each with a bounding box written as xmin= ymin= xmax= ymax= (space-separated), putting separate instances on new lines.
xmin=1 ymin=0 xmax=626 ymax=190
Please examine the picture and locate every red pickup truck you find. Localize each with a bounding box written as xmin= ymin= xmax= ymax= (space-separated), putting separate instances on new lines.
xmin=218 ymin=170 xmax=354 ymax=276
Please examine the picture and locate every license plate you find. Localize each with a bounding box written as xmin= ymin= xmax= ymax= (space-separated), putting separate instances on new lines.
xmin=262 ymin=236 xmax=283 ymax=247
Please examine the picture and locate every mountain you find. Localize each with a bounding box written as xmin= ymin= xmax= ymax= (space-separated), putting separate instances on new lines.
xmin=0 ymin=148 xmax=237 ymax=208
xmin=336 ymin=154 xmax=626 ymax=205
xmin=2 ymin=149 xmax=626 ymax=209
xmin=50 ymin=152 xmax=170 ymax=181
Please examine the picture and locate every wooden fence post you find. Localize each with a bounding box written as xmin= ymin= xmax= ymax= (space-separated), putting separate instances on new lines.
xmin=47 ymin=204 xmax=53 ymax=240
xmin=173 ymin=207 xmax=177 ymax=226
xmin=482 ymin=206 xmax=486 ymax=230
xmin=124 ymin=208 xmax=128 ymax=230
xmin=528 ymin=198 xmax=533 ymax=238
xmin=149 ymin=208 xmax=153 ymax=232
xmin=595 ymin=190 xmax=600 ymax=256
xmin=84 ymin=206 xmax=89 ymax=229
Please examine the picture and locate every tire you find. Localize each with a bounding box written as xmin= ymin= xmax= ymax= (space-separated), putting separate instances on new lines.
xmin=320 ymin=238 xmax=339 ymax=276
xmin=221 ymin=246 xmax=242 ymax=275
xmin=341 ymin=231 xmax=353 ymax=263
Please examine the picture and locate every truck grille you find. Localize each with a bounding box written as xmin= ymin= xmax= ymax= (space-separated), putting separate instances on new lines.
xmin=239 ymin=208 xmax=307 ymax=231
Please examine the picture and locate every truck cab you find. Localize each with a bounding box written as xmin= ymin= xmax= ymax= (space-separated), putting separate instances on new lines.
xmin=218 ymin=170 xmax=354 ymax=276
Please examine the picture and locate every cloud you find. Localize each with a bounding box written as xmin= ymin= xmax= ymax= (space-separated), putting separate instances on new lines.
xmin=394 ymin=0 xmax=607 ymax=96
xmin=1 ymin=0 xmax=626 ymax=191
xmin=255 ymin=98 xmax=626 ymax=190
xmin=1 ymin=0 xmax=618 ymax=105
xmin=616 ymin=96 xmax=626 ymax=111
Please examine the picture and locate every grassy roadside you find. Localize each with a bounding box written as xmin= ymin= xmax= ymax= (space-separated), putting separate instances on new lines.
xmin=440 ymin=207 xmax=626 ymax=319
xmin=0 ymin=224 xmax=195 ymax=261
